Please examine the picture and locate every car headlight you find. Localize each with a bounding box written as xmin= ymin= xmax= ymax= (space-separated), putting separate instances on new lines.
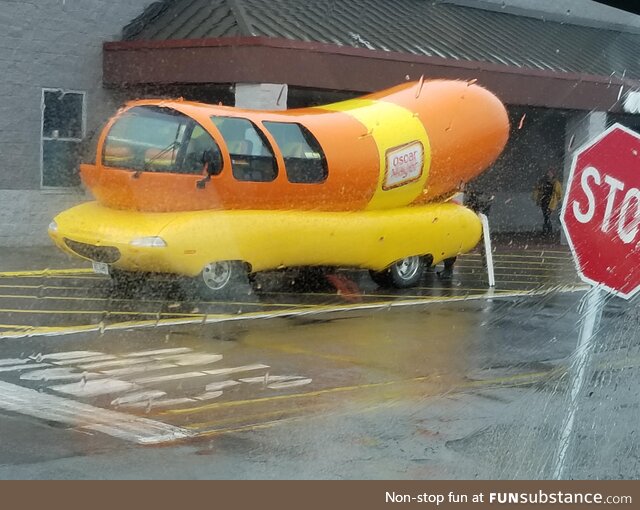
xmin=48 ymin=220 xmax=58 ymax=233
xmin=129 ymin=236 xmax=167 ymax=248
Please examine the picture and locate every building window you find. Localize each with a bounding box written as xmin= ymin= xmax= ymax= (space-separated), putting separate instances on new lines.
xmin=41 ymin=89 xmax=85 ymax=187
xmin=103 ymin=106 xmax=221 ymax=176
xmin=211 ymin=116 xmax=277 ymax=182
xmin=262 ymin=121 xmax=327 ymax=183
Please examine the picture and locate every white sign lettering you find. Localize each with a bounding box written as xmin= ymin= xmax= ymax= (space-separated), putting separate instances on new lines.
xmin=384 ymin=141 xmax=424 ymax=190
xmin=572 ymin=165 xmax=640 ymax=244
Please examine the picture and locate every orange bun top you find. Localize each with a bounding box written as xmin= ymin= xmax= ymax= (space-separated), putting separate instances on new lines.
xmin=82 ymin=80 xmax=508 ymax=212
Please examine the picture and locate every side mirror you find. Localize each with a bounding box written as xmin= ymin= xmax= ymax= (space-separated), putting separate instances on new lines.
xmin=196 ymin=149 xmax=222 ymax=189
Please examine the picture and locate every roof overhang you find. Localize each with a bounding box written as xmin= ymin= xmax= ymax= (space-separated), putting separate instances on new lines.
xmin=104 ymin=36 xmax=636 ymax=112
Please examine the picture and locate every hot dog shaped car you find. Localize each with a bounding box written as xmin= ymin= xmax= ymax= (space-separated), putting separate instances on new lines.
xmin=49 ymin=79 xmax=509 ymax=297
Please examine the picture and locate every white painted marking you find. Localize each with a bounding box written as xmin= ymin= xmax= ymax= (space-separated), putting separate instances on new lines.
xmin=132 ymin=371 xmax=211 ymax=385
xmin=239 ymin=375 xmax=304 ymax=384
xmin=101 ymin=362 xmax=176 ymax=377
xmin=38 ymin=351 xmax=104 ymax=361
xmin=0 ymin=358 xmax=29 ymax=367
xmin=20 ymin=368 xmax=102 ymax=382
xmin=124 ymin=397 xmax=195 ymax=409
xmin=54 ymin=354 xmax=117 ymax=366
xmin=0 ymin=363 xmax=50 ymax=373
xmin=51 ymin=378 xmax=138 ymax=397
xmin=0 ymin=381 xmax=191 ymax=444
xmin=205 ymin=380 xmax=240 ymax=391
xmin=111 ymin=390 xmax=167 ymax=407
xmin=193 ymin=391 xmax=223 ymax=401
xmin=267 ymin=378 xmax=313 ymax=390
xmin=126 ymin=348 xmax=192 ymax=358
xmin=158 ymin=353 xmax=223 ymax=366
xmin=203 ymin=364 xmax=270 ymax=377
xmin=80 ymin=358 xmax=152 ymax=370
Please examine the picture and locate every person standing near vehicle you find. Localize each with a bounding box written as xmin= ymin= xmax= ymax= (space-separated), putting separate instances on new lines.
xmin=533 ymin=168 xmax=563 ymax=235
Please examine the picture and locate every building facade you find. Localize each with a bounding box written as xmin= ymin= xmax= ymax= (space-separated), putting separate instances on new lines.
xmin=1 ymin=0 xmax=640 ymax=245
xmin=0 ymin=0 xmax=153 ymax=246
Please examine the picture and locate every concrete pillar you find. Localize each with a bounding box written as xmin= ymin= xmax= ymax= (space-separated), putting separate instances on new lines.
xmin=234 ymin=83 xmax=288 ymax=110
xmin=562 ymin=111 xmax=607 ymax=243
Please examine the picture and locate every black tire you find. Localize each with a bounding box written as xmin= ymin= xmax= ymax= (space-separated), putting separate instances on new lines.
xmin=369 ymin=255 xmax=425 ymax=289
xmin=186 ymin=260 xmax=252 ymax=300
xmin=292 ymin=266 xmax=333 ymax=292
xmin=109 ymin=268 xmax=143 ymax=297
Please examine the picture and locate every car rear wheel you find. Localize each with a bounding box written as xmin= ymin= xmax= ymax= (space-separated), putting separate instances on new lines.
xmin=369 ymin=255 xmax=425 ymax=288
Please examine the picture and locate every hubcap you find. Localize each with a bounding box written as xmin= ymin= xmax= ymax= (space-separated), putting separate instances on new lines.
xmin=202 ymin=261 xmax=233 ymax=290
xmin=394 ymin=256 xmax=420 ymax=281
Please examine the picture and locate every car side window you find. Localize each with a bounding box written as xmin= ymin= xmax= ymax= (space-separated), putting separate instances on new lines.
xmin=263 ymin=121 xmax=328 ymax=184
xmin=181 ymin=125 xmax=222 ymax=175
xmin=210 ymin=116 xmax=277 ymax=182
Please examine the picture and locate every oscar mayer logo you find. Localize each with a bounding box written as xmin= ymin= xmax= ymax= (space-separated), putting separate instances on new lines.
xmin=383 ymin=141 xmax=424 ymax=190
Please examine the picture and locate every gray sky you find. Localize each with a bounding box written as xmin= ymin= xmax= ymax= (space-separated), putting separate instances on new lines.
xmin=446 ymin=0 xmax=640 ymax=31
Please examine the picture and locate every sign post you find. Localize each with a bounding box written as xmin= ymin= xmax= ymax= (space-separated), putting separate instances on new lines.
xmin=553 ymin=123 xmax=640 ymax=478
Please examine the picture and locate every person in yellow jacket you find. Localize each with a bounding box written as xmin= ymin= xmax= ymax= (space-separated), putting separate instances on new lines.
xmin=533 ymin=168 xmax=563 ymax=235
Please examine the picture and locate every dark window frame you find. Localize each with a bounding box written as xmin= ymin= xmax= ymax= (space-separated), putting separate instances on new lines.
xmin=41 ymin=88 xmax=86 ymax=189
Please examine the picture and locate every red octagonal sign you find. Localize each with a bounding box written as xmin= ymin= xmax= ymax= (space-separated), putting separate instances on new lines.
xmin=561 ymin=123 xmax=640 ymax=299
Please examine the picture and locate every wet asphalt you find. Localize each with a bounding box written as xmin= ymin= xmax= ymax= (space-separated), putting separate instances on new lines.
xmin=0 ymin=244 xmax=638 ymax=479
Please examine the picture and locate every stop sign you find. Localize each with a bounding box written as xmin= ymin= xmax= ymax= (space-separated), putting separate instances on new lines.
xmin=561 ymin=123 xmax=640 ymax=299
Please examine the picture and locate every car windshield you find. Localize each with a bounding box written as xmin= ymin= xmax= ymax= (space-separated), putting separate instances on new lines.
xmin=103 ymin=106 xmax=220 ymax=175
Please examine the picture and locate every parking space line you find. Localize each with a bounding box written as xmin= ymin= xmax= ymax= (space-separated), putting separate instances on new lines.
xmin=0 ymin=324 xmax=34 ymax=330
xmin=0 ymin=307 xmax=207 ymax=318
xmin=0 ymin=292 xmax=332 ymax=310
xmin=0 ymin=268 xmax=94 ymax=278
xmin=0 ymin=285 xmax=588 ymax=340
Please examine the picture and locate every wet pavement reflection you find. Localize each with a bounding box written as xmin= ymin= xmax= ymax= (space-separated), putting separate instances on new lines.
xmin=0 ymin=246 xmax=583 ymax=338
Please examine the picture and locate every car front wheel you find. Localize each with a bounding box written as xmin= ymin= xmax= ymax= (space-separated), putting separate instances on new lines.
xmin=188 ymin=260 xmax=252 ymax=300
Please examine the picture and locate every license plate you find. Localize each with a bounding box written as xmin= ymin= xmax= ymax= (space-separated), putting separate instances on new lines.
xmin=92 ymin=261 xmax=110 ymax=275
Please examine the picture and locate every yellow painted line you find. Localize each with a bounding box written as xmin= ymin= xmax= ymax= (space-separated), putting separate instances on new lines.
xmin=0 ymin=274 xmax=104 ymax=281
xmin=184 ymin=357 xmax=640 ymax=436
xmin=0 ymin=285 xmax=588 ymax=340
xmin=0 ymin=268 xmax=94 ymax=278
xmin=395 ymin=288 xmax=517 ymax=296
xmin=457 ymin=262 xmax=573 ymax=269
xmin=492 ymin=254 xmax=572 ymax=260
xmin=184 ymin=405 xmax=323 ymax=431
xmin=0 ymin=284 xmax=83 ymax=290
xmin=0 ymin=293 xmax=324 ymax=310
xmin=0 ymin=324 xmax=33 ymax=330
xmin=0 ymin=307 xmax=206 ymax=318
xmin=187 ymin=371 xmax=552 ymax=437
xmin=163 ymin=370 xmax=552 ymax=418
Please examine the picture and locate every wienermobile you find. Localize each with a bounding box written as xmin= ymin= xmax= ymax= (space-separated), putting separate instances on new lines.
xmin=49 ymin=79 xmax=509 ymax=297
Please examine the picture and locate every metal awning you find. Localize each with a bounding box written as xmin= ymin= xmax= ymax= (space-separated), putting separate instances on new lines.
xmin=104 ymin=0 xmax=640 ymax=111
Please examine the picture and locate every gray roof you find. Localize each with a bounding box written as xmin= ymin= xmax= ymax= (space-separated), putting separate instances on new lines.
xmin=122 ymin=0 xmax=640 ymax=80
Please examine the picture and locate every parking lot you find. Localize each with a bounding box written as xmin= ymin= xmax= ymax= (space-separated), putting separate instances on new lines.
xmin=0 ymin=245 xmax=584 ymax=340
xmin=3 ymin=242 xmax=639 ymax=479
